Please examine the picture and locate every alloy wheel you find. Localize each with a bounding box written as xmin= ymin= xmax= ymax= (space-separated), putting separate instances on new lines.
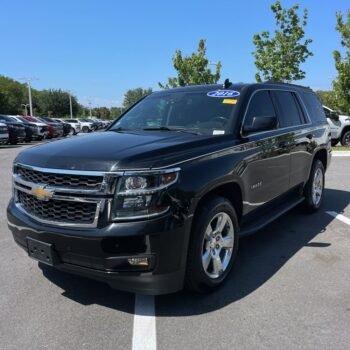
xmin=312 ymin=167 xmax=323 ymax=206
xmin=201 ymin=212 xmax=234 ymax=279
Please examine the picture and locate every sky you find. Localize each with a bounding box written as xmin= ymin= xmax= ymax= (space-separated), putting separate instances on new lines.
xmin=0 ymin=0 xmax=349 ymax=107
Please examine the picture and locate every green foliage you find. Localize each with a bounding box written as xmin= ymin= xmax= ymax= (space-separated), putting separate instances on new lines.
xmin=333 ymin=10 xmax=350 ymax=115
xmin=91 ymin=107 xmax=111 ymax=119
xmin=37 ymin=89 xmax=80 ymax=117
xmin=159 ymin=39 xmax=221 ymax=88
xmin=122 ymin=87 xmax=152 ymax=109
xmin=0 ymin=76 xmax=27 ymax=114
xmin=110 ymin=107 xmax=124 ymax=120
xmin=252 ymin=0 xmax=313 ymax=82
xmin=316 ymin=90 xmax=338 ymax=110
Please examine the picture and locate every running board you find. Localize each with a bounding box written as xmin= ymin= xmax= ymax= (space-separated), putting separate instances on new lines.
xmin=239 ymin=197 xmax=305 ymax=237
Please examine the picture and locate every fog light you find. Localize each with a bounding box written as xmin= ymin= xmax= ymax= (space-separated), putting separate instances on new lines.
xmin=128 ymin=257 xmax=149 ymax=266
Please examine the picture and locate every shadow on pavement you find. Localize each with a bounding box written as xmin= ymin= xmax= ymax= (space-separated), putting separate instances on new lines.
xmin=39 ymin=188 xmax=349 ymax=316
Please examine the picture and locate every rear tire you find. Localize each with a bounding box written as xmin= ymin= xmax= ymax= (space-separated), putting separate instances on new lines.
xmin=82 ymin=126 xmax=88 ymax=133
xmin=341 ymin=131 xmax=350 ymax=146
xmin=301 ymin=160 xmax=325 ymax=213
xmin=185 ymin=196 xmax=239 ymax=293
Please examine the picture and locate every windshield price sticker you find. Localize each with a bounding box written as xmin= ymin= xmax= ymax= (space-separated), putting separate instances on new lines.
xmin=207 ymin=90 xmax=240 ymax=98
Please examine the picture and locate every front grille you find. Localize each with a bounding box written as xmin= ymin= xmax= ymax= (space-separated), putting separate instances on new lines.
xmin=16 ymin=166 xmax=103 ymax=190
xmin=17 ymin=190 xmax=97 ymax=225
xmin=40 ymin=126 xmax=48 ymax=132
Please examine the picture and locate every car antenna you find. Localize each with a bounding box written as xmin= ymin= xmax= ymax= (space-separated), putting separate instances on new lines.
xmin=223 ymin=79 xmax=232 ymax=89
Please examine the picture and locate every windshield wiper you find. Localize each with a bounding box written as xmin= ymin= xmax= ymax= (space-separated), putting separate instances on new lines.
xmin=143 ymin=126 xmax=200 ymax=135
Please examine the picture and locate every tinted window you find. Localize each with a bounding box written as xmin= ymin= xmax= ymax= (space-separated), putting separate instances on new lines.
xmin=244 ymin=90 xmax=276 ymax=128
xmin=273 ymin=91 xmax=304 ymax=127
xmin=301 ymin=92 xmax=326 ymax=123
xmin=0 ymin=115 xmax=13 ymax=122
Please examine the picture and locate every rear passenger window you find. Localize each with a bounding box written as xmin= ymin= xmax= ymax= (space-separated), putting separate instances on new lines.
xmin=301 ymin=92 xmax=326 ymax=124
xmin=244 ymin=90 xmax=276 ymax=128
xmin=272 ymin=91 xmax=304 ymax=127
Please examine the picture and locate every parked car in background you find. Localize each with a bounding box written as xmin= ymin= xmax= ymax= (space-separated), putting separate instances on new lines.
xmin=21 ymin=116 xmax=49 ymax=140
xmin=323 ymin=105 xmax=350 ymax=146
xmin=8 ymin=116 xmax=42 ymax=142
xmin=36 ymin=117 xmax=64 ymax=138
xmin=80 ymin=118 xmax=99 ymax=131
xmin=62 ymin=119 xmax=81 ymax=135
xmin=101 ymin=120 xmax=112 ymax=128
xmin=0 ymin=115 xmax=26 ymax=144
xmin=52 ymin=119 xmax=72 ymax=136
xmin=90 ymin=117 xmax=103 ymax=129
xmin=77 ymin=118 xmax=94 ymax=133
xmin=0 ymin=122 xmax=9 ymax=144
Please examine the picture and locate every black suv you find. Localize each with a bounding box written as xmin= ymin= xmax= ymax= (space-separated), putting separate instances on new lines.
xmin=7 ymin=82 xmax=331 ymax=295
xmin=0 ymin=115 xmax=26 ymax=144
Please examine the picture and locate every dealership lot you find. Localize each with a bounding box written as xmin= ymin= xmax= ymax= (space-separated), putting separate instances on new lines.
xmin=0 ymin=144 xmax=349 ymax=350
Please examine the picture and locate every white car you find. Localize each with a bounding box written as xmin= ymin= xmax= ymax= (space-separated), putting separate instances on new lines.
xmin=58 ymin=119 xmax=81 ymax=135
xmin=323 ymin=105 xmax=350 ymax=146
xmin=0 ymin=122 xmax=9 ymax=144
xmin=70 ymin=119 xmax=94 ymax=133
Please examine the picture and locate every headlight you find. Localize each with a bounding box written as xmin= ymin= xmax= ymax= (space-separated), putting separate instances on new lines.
xmin=111 ymin=168 xmax=180 ymax=220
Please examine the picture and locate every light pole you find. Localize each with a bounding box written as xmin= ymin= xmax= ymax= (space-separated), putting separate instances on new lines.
xmin=68 ymin=92 xmax=73 ymax=118
xmin=19 ymin=77 xmax=38 ymax=117
xmin=21 ymin=103 xmax=30 ymax=116
xmin=88 ymin=101 xmax=92 ymax=117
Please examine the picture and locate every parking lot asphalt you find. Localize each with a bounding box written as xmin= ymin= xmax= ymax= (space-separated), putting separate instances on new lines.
xmin=1 ymin=142 xmax=349 ymax=350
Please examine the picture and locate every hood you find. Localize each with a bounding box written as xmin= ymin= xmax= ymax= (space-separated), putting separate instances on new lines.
xmin=339 ymin=114 xmax=350 ymax=121
xmin=15 ymin=130 xmax=235 ymax=172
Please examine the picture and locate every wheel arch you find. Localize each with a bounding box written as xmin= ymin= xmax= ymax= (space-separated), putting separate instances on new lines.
xmin=341 ymin=125 xmax=350 ymax=139
xmin=193 ymin=181 xmax=243 ymax=223
xmin=313 ymin=148 xmax=328 ymax=171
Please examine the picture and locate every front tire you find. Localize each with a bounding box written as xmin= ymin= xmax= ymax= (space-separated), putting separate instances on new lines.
xmin=301 ymin=160 xmax=325 ymax=213
xmin=185 ymin=196 xmax=239 ymax=293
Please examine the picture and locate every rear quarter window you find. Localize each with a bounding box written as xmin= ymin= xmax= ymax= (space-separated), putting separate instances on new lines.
xmin=272 ymin=91 xmax=305 ymax=127
xmin=301 ymin=92 xmax=326 ymax=124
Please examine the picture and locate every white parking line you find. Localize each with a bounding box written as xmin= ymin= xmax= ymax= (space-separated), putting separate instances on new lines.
xmin=132 ymin=295 xmax=157 ymax=350
xmin=332 ymin=151 xmax=350 ymax=157
xmin=326 ymin=211 xmax=350 ymax=226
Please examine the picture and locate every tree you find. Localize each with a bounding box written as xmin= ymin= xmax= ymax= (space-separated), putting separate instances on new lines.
xmin=159 ymin=39 xmax=221 ymax=88
xmin=333 ymin=11 xmax=350 ymax=115
xmin=91 ymin=107 xmax=111 ymax=119
xmin=0 ymin=75 xmax=27 ymax=114
xmin=110 ymin=107 xmax=124 ymax=120
xmin=316 ymin=90 xmax=338 ymax=110
xmin=122 ymin=87 xmax=152 ymax=109
xmin=37 ymin=89 xmax=80 ymax=117
xmin=252 ymin=0 xmax=313 ymax=82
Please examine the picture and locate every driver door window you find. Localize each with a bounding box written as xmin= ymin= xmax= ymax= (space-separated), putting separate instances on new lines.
xmin=244 ymin=90 xmax=277 ymax=131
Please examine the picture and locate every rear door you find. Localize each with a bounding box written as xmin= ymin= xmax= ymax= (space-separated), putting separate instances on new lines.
xmin=241 ymin=90 xmax=291 ymax=213
xmin=271 ymin=90 xmax=312 ymax=189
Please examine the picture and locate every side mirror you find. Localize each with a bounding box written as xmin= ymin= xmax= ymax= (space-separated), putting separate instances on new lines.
xmin=243 ymin=116 xmax=277 ymax=134
xmin=330 ymin=111 xmax=339 ymax=121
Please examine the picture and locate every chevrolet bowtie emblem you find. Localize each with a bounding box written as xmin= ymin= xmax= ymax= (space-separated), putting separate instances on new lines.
xmin=31 ymin=186 xmax=54 ymax=201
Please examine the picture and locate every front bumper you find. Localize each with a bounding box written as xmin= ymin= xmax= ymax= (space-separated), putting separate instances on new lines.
xmin=0 ymin=134 xmax=9 ymax=144
xmin=7 ymin=199 xmax=191 ymax=295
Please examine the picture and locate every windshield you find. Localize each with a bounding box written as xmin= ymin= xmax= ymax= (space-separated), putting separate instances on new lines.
xmin=111 ymin=90 xmax=240 ymax=135
xmin=0 ymin=115 xmax=15 ymax=122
